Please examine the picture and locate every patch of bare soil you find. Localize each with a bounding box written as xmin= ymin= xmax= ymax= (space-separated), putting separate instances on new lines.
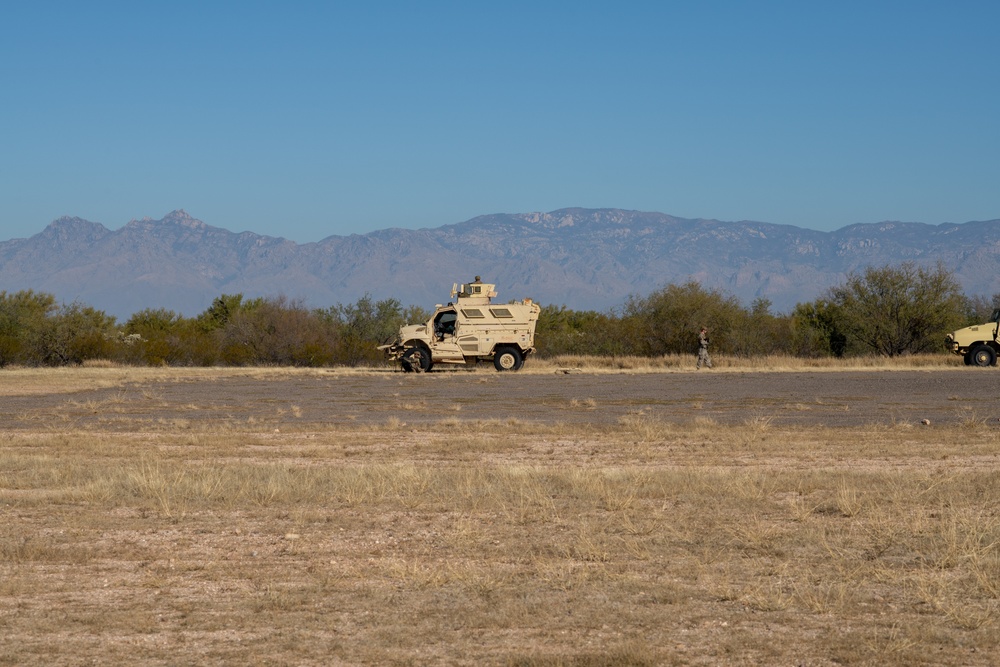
xmin=1 ymin=368 xmax=998 ymax=666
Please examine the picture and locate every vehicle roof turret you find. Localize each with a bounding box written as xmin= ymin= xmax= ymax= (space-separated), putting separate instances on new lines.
xmin=451 ymin=277 xmax=496 ymax=305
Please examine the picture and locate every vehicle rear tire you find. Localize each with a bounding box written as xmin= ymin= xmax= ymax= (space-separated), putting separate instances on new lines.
xmin=493 ymin=347 xmax=523 ymax=371
xmin=969 ymin=344 xmax=996 ymax=367
xmin=402 ymin=347 xmax=431 ymax=372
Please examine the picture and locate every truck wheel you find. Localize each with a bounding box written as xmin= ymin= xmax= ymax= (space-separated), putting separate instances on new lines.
xmin=493 ymin=347 xmax=523 ymax=371
xmin=969 ymin=344 xmax=996 ymax=367
xmin=402 ymin=347 xmax=431 ymax=373
xmin=963 ymin=351 xmax=973 ymax=366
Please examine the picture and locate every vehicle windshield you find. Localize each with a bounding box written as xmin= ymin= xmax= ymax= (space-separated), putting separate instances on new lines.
xmin=992 ymin=309 xmax=1000 ymax=323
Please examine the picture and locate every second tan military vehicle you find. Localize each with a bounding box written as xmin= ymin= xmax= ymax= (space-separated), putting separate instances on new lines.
xmin=379 ymin=278 xmax=540 ymax=372
xmin=946 ymin=309 xmax=1000 ymax=366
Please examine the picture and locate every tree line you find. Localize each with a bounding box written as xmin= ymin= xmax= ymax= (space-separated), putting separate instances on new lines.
xmin=0 ymin=262 xmax=993 ymax=367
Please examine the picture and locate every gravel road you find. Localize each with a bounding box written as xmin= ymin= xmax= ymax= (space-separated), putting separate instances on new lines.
xmin=3 ymin=369 xmax=997 ymax=430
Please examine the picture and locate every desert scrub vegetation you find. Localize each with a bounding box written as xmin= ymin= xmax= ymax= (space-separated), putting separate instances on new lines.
xmin=2 ymin=263 xmax=995 ymax=369
xmin=1 ymin=406 xmax=998 ymax=665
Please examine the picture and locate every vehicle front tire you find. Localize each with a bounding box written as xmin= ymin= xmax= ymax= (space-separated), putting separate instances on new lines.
xmin=493 ymin=347 xmax=523 ymax=371
xmin=402 ymin=347 xmax=431 ymax=372
xmin=969 ymin=344 xmax=996 ymax=367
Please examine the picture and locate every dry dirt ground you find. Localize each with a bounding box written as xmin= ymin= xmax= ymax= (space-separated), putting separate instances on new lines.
xmin=2 ymin=367 xmax=997 ymax=431
xmin=2 ymin=367 xmax=999 ymax=666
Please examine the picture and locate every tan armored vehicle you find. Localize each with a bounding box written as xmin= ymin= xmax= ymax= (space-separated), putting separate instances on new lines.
xmin=946 ymin=309 xmax=1000 ymax=366
xmin=379 ymin=278 xmax=540 ymax=372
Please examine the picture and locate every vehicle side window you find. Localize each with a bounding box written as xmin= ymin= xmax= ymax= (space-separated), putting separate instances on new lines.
xmin=434 ymin=311 xmax=457 ymax=337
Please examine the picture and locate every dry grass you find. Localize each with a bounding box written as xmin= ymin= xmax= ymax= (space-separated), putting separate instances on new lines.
xmin=0 ymin=352 xmax=964 ymax=397
xmin=537 ymin=352 xmax=963 ymax=373
xmin=1 ymin=367 xmax=997 ymax=665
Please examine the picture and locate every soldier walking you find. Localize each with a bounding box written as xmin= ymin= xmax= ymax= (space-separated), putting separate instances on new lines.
xmin=696 ymin=327 xmax=712 ymax=369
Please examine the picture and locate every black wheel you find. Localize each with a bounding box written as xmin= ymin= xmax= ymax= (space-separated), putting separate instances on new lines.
xmin=401 ymin=347 xmax=431 ymax=373
xmin=969 ymin=344 xmax=996 ymax=367
xmin=493 ymin=347 xmax=523 ymax=371
xmin=963 ymin=351 xmax=973 ymax=366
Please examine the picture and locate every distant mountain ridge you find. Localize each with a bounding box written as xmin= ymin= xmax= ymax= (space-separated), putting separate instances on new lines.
xmin=2 ymin=208 xmax=999 ymax=318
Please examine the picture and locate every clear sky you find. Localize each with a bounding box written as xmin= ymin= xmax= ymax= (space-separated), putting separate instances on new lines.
xmin=2 ymin=1 xmax=998 ymax=242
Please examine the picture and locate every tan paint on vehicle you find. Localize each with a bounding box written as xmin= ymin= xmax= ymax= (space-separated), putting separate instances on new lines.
xmin=945 ymin=309 xmax=1000 ymax=366
xmin=378 ymin=279 xmax=541 ymax=372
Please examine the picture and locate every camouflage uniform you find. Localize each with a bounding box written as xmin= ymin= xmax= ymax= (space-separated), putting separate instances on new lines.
xmin=696 ymin=328 xmax=712 ymax=369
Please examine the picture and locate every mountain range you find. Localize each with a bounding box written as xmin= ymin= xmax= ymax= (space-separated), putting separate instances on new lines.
xmin=2 ymin=208 xmax=999 ymax=319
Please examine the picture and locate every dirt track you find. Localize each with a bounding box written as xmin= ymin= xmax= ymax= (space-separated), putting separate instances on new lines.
xmin=3 ymin=369 xmax=998 ymax=430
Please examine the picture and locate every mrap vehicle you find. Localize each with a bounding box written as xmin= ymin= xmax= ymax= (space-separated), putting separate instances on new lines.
xmin=946 ymin=309 xmax=1000 ymax=366
xmin=379 ymin=278 xmax=540 ymax=372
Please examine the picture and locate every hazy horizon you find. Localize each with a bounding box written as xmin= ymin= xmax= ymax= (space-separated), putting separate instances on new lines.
xmin=10 ymin=206 xmax=1000 ymax=245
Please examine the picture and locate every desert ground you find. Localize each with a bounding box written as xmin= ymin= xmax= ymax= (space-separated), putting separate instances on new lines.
xmin=2 ymin=362 xmax=998 ymax=665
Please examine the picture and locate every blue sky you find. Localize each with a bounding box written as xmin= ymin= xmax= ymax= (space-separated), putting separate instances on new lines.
xmin=1 ymin=1 xmax=997 ymax=242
